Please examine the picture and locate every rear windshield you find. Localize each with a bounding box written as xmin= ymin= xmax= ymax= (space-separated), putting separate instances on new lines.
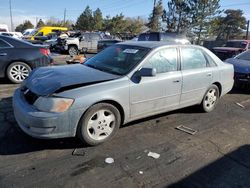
xmin=85 ymin=45 xmax=150 ymax=75
xmin=225 ymin=41 xmax=247 ymax=48
xmin=138 ymin=33 xmax=159 ymax=41
xmin=236 ymin=50 xmax=250 ymax=61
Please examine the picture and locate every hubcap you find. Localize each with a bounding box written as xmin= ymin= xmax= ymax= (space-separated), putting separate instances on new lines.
xmin=87 ymin=109 xmax=115 ymax=141
xmin=10 ymin=64 xmax=29 ymax=82
xmin=204 ymin=88 xmax=217 ymax=110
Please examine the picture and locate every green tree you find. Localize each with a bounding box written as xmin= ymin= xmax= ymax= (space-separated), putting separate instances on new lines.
xmin=191 ymin=0 xmax=221 ymax=44
xmin=148 ymin=0 xmax=164 ymax=32
xmin=209 ymin=9 xmax=247 ymax=40
xmin=36 ymin=19 xmax=45 ymax=28
xmin=93 ymin=8 xmax=103 ymax=31
xmin=125 ymin=17 xmax=145 ymax=34
xmin=15 ymin=20 xmax=34 ymax=32
xmin=162 ymin=0 xmax=192 ymax=33
xmin=103 ymin=14 xmax=127 ymax=34
xmin=75 ymin=6 xmax=94 ymax=31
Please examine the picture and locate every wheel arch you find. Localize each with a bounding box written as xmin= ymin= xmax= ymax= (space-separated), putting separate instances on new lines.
xmin=76 ymin=99 xmax=125 ymax=132
xmin=212 ymin=82 xmax=222 ymax=97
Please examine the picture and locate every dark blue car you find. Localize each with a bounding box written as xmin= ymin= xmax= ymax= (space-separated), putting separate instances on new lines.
xmin=225 ymin=50 xmax=250 ymax=87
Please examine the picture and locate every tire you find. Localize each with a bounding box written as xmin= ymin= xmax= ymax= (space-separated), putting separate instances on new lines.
xmin=77 ymin=103 xmax=121 ymax=146
xmin=200 ymin=84 xmax=219 ymax=112
xmin=6 ymin=62 xmax=32 ymax=84
xmin=68 ymin=46 xmax=78 ymax=56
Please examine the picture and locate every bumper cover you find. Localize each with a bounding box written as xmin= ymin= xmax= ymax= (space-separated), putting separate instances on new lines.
xmin=13 ymin=89 xmax=79 ymax=139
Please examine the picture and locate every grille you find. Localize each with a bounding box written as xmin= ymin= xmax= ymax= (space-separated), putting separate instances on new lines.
xmin=234 ymin=72 xmax=250 ymax=80
xmin=22 ymin=87 xmax=38 ymax=105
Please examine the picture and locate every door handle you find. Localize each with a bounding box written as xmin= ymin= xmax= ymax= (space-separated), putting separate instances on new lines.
xmin=173 ymin=80 xmax=181 ymax=83
xmin=0 ymin=53 xmax=7 ymax=56
xmin=207 ymin=73 xmax=212 ymax=77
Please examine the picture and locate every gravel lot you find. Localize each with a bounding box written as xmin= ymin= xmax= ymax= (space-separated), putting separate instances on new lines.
xmin=0 ymin=54 xmax=250 ymax=188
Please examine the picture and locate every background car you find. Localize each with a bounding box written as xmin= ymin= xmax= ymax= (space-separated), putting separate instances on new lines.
xmin=138 ymin=32 xmax=190 ymax=44
xmin=225 ymin=50 xmax=250 ymax=87
xmin=0 ymin=35 xmax=53 ymax=83
xmin=13 ymin=42 xmax=234 ymax=146
xmin=97 ymin=39 xmax=121 ymax=52
xmin=213 ymin=40 xmax=250 ymax=60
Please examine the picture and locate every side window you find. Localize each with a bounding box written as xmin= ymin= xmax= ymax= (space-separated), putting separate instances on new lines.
xmin=0 ymin=39 xmax=11 ymax=48
xmin=37 ymin=32 xmax=43 ymax=36
xmin=144 ymin=48 xmax=178 ymax=73
xmin=181 ymin=48 xmax=207 ymax=70
xmin=204 ymin=52 xmax=217 ymax=67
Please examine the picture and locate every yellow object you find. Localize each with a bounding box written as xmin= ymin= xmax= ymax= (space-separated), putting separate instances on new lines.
xmin=30 ymin=26 xmax=68 ymax=40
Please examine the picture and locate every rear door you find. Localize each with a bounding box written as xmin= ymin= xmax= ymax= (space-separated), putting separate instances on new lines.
xmin=129 ymin=47 xmax=182 ymax=119
xmin=180 ymin=47 xmax=214 ymax=106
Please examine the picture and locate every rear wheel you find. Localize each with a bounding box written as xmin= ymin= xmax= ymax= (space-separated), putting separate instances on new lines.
xmin=201 ymin=84 xmax=219 ymax=112
xmin=77 ymin=103 xmax=121 ymax=145
xmin=68 ymin=46 xmax=78 ymax=56
xmin=6 ymin=62 xmax=31 ymax=84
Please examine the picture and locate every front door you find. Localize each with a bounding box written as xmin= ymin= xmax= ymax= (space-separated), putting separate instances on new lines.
xmin=129 ymin=47 xmax=182 ymax=119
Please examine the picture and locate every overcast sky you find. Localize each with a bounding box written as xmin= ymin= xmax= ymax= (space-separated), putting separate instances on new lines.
xmin=0 ymin=0 xmax=250 ymax=31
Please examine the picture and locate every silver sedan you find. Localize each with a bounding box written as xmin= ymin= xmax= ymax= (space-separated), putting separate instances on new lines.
xmin=13 ymin=41 xmax=234 ymax=145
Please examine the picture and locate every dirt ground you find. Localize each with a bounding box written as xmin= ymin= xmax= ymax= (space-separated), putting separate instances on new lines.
xmin=0 ymin=55 xmax=250 ymax=188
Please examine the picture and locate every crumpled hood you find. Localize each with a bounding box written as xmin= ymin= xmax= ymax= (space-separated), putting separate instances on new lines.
xmin=225 ymin=58 xmax=250 ymax=73
xmin=25 ymin=64 xmax=120 ymax=96
xmin=213 ymin=47 xmax=242 ymax=52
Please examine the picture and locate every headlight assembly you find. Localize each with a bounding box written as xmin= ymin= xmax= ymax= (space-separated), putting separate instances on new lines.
xmin=34 ymin=97 xmax=74 ymax=113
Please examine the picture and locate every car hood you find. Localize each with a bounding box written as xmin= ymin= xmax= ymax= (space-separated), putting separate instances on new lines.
xmin=213 ymin=47 xmax=242 ymax=52
xmin=225 ymin=58 xmax=250 ymax=73
xmin=25 ymin=64 xmax=121 ymax=96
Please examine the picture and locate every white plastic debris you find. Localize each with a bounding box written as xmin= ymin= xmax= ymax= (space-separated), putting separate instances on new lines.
xmin=236 ymin=102 xmax=245 ymax=108
xmin=139 ymin=171 xmax=143 ymax=174
xmin=105 ymin=157 xmax=114 ymax=164
xmin=147 ymin=151 xmax=160 ymax=159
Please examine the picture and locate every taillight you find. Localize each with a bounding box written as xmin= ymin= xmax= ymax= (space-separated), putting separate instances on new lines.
xmin=40 ymin=48 xmax=50 ymax=56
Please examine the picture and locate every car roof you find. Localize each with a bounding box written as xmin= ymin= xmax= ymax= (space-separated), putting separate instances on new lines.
xmin=0 ymin=35 xmax=33 ymax=47
xmin=117 ymin=41 xmax=191 ymax=49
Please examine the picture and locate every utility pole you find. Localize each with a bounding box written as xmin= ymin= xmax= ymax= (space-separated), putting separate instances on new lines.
xmin=63 ymin=8 xmax=66 ymax=24
xmin=246 ymin=20 xmax=249 ymax=40
xmin=9 ymin=0 xmax=14 ymax=31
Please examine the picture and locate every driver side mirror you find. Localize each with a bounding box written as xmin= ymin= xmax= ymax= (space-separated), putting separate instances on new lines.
xmin=138 ymin=68 xmax=156 ymax=77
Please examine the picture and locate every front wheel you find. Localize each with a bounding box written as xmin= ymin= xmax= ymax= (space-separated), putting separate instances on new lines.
xmin=68 ymin=46 xmax=78 ymax=56
xmin=77 ymin=103 xmax=121 ymax=145
xmin=200 ymin=84 xmax=219 ymax=112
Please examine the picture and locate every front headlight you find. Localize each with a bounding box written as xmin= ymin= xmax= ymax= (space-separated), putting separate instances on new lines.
xmin=34 ymin=97 xmax=74 ymax=113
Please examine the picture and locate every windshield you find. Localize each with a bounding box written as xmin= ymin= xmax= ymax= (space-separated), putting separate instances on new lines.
xmin=30 ymin=29 xmax=38 ymax=36
xmin=225 ymin=41 xmax=247 ymax=48
xmin=85 ymin=45 xmax=150 ymax=75
xmin=236 ymin=50 xmax=250 ymax=61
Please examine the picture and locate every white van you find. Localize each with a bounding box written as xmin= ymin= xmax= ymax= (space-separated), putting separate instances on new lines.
xmin=0 ymin=24 xmax=9 ymax=32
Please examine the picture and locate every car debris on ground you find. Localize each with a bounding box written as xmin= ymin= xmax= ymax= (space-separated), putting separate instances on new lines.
xmin=147 ymin=151 xmax=160 ymax=159
xmin=105 ymin=157 xmax=114 ymax=164
xmin=175 ymin=125 xmax=197 ymax=135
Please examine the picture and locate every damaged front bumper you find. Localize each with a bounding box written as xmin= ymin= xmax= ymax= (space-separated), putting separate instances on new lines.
xmin=12 ymin=89 xmax=80 ymax=139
